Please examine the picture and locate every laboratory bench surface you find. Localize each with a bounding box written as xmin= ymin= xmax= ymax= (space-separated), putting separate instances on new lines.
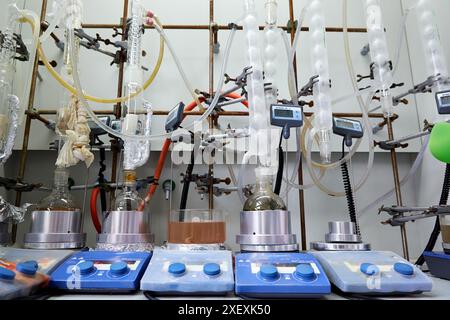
xmin=47 ymin=276 xmax=450 ymax=300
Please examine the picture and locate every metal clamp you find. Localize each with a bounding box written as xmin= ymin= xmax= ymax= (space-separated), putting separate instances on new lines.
xmin=379 ymin=205 xmax=450 ymax=226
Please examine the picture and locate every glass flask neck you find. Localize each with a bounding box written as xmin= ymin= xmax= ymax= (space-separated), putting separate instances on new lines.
xmin=36 ymin=167 xmax=79 ymax=212
xmin=53 ymin=167 xmax=70 ymax=193
xmin=113 ymin=170 xmax=143 ymax=212
xmin=243 ymin=174 xmax=287 ymax=211
xmin=255 ymin=176 xmax=273 ymax=193
xmin=123 ymin=170 xmax=137 ymax=188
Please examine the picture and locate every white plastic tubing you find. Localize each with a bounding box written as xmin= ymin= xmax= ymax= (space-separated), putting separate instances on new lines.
xmin=69 ymin=14 xmax=237 ymax=142
xmin=416 ymin=0 xmax=450 ymax=93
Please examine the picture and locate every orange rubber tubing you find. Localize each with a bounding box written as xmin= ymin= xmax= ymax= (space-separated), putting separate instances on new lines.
xmin=90 ymin=187 xmax=102 ymax=233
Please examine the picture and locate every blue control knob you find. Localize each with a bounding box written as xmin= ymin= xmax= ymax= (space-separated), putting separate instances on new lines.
xmin=0 ymin=266 xmax=15 ymax=280
xmin=394 ymin=262 xmax=414 ymax=276
xmin=110 ymin=261 xmax=129 ymax=276
xmin=360 ymin=263 xmax=379 ymax=276
xmin=203 ymin=263 xmax=221 ymax=276
xmin=24 ymin=260 xmax=39 ymax=270
xmin=168 ymin=263 xmax=186 ymax=276
xmin=16 ymin=262 xmax=38 ymax=276
xmin=259 ymin=264 xmax=279 ymax=280
xmin=295 ymin=264 xmax=315 ymax=281
xmin=77 ymin=261 xmax=96 ymax=276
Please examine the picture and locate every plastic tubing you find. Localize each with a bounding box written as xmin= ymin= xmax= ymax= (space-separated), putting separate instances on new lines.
xmin=37 ymin=17 xmax=165 ymax=104
xmin=39 ymin=0 xmax=66 ymax=42
xmin=282 ymin=128 xmax=326 ymax=194
xmin=279 ymin=19 xmax=327 ymax=192
xmin=392 ymin=7 xmax=412 ymax=77
xmin=152 ymin=21 xmax=204 ymax=111
xmin=289 ymin=0 xmax=312 ymax=93
xmin=304 ymin=91 xmax=376 ymax=197
xmin=16 ymin=9 xmax=40 ymax=125
xmin=69 ymin=23 xmax=237 ymax=142
xmin=90 ymin=187 xmax=102 ymax=233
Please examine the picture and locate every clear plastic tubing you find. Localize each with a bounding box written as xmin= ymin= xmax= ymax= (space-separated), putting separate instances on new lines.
xmin=309 ymin=0 xmax=333 ymax=164
xmin=152 ymin=22 xmax=204 ymax=112
xmin=70 ymin=23 xmax=237 ymax=142
xmin=279 ymin=13 xmax=327 ymax=191
xmin=40 ymin=0 xmax=67 ymax=42
xmin=304 ymin=91 xmax=376 ymax=197
xmin=17 ymin=8 xmax=40 ymax=125
xmin=415 ymin=0 xmax=450 ymax=93
xmin=243 ymin=0 xmax=272 ymax=170
xmin=289 ymin=0 xmax=312 ymax=98
xmin=364 ymin=0 xmax=394 ymax=117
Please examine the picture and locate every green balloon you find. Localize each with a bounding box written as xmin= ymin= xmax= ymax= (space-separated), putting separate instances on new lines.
xmin=429 ymin=122 xmax=450 ymax=164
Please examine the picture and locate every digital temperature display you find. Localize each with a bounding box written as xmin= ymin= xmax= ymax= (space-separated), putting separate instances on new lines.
xmin=274 ymin=109 xmax=294 ymax=118
xmin=335 ymin=119 xmax=356 ymax=130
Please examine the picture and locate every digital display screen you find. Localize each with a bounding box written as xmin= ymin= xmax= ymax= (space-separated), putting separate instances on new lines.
xmin=253 ymin=262 xmax=299 ymax=268
xmin=274 ymin=109 xmax=294 ymax=118
xmin=336 ymin=119 xmax=356 ymax=130
xmin=92 ymin=260 xmax=136 ymax=265
xmin=441 ymin=95 xmax=450 ymax=105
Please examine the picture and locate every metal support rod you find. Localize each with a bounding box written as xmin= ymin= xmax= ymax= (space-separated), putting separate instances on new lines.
xmin=109 ymin=0 xmax=129 ymax=207
xmin=384 ymin=130 xmax=430 ymax=146
xmin=208 ymin=0 xmax=215 ymax=212
xmin=287 ymin=0 xmax=307 ymax=251
xmin=80 ymin=23 xmax=367 ymax=33
xmin=386 ymin=117 xmax=410 ymax=260
xmin=13 ymin=0 xmax=48 ymax=244
xmin=33 ymin=109 xmax=387 ymax=118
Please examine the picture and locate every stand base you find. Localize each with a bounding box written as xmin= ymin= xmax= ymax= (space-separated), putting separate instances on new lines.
xmin=311 ymin=242 xmax=371 ymax=251
xmin=423 ymin=251 xmax=450 ymax=280
xmin=24 ymin=232 xmax=86 ymax=250
xmin=24 ymin=210 xmax=85 ymax=249
xmin=237 ymin=210 xmax=298 ymax=253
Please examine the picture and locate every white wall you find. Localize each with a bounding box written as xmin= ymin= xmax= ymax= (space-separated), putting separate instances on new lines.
xmin=2 ymin=0 xmax=450 ymax=259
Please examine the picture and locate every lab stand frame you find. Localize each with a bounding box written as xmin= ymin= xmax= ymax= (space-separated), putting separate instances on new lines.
xmin=11 ymin=0 xmax=410 ymax=260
